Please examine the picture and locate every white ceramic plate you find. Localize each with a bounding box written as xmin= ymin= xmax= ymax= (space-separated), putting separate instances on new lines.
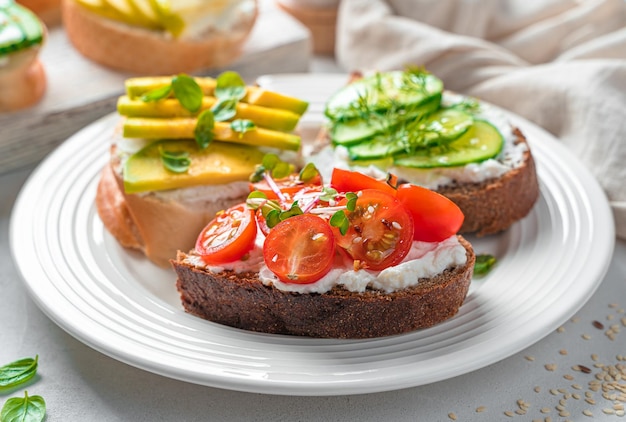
xmin=10 ymin=74 xmax=615 ymax=396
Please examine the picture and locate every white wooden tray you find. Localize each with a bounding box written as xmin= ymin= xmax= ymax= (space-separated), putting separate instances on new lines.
xmin=0 ymin=0 xmax=312 ymax=174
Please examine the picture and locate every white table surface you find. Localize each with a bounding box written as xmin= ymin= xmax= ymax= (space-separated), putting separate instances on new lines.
xmin=2 ymin=59 xmax=626 ymax=422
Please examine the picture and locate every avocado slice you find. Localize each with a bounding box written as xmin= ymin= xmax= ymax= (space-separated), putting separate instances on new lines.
xmin=123 ymin=139 xmax=266 ymax=193
xmin=117 ymin=96 xmax=301 ymax=132
xmin=124 ymin=77 xmax=309 ymax=115
xmin=123 ymin=117 xmax=301 ymax=151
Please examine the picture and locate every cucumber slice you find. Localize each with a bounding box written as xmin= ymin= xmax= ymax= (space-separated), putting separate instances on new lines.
xmin=346 ymin=108 xmax=474 ymax=161
xmin=330 ymin=95 xmax=440 ymax=146
xmin=0 ymin=4 xmax=44 ymax=55
xmin=393 ymin=120 xmax=504 ymax=168
xmin=325 ymin=70 xmax=443 ymax=122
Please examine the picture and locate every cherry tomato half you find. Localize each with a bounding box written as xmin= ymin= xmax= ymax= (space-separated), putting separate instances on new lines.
xmin=396 ymin=184 xmax=464 ymax=242
xmin=250 ymin=173 xmax=322 ymax=201
xmin=330 ymin=168 xmax=397 ymax=196
xmin=196 ymin=204 xmax=257 ymax=264
xmin=333 ymin=189 xmax=414 ymax=271
xmin=263 ymin=214 xmax=335 ymax=284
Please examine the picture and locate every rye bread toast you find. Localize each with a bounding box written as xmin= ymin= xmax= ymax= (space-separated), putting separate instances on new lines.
xmin=172 ymin=236 xmax=475 ymax=339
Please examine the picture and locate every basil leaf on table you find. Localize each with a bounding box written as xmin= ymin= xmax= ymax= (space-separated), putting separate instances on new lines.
xmin=194 ymin=110 xmax=215 ymax=149
xmin=0 ymin=391 xmax=46 ymax=422
xmin=474 ymin=254 xmax=497 ymax=276
xmin=172 ymin=74 xmax=203 ymax=113
xmin=215 ymin=71 xmax=246 ymax=100
xmin=0 ymin=356 xmax=38 ymax=389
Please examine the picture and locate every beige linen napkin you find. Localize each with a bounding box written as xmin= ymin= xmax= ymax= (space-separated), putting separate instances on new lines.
xmin=335 ymin=0 xmax=626 ymax=238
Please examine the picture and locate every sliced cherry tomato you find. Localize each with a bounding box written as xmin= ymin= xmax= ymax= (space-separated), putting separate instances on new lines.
xmin=263 ymin=214 xmax=335 ymax=284
xmin=330 ymin=168 xmax=397 ymax=196
xmin=333 ymin=189 xmax=414 ymax=271
xmin=196 ymin=204 xmax=257 ymax=264
xmin=250 ymin=173 xmax=322 ymax=201
xmin=396 ymin=184 xmax=464 ymax=242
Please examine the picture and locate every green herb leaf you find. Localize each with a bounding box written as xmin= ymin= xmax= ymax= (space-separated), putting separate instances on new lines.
xmin=230 ymin=119 xmax=256 ymax=136
xmin=215 ymin=71 xmax=246 ymax=100
xmin=329 ymin=210 xmax=350 ymax=235
xmin=211 ymin=98 xmax=238 ymax=122
xmin=271 ymin=161 xmax=293 ymax=180
xmin=474 ymin=254 xmax=496 ymax=276
xmin=194 ymin=110 xmax=215 ymax=149
xmin=263 ymin=202 xmax=303 ymax=228
xmin=159 ymin=148 xmax=190 ymax=173
xmin=1 ymin=391 xmax=46 ymax=422
xmin=140 ymin=84 xmax=172 ymax=103
xmin=172 ymin=74 xmax=203 ymax=113
xmin=320 ymin=187 xmax=338 ymax=203
xmin=345 ymin=192 xmax=358 ymax=212
xmin=0 ymin=356 xmax=38 ymax=390
xmin=299 ymin=162 xmax=319 ymax=183
xmin=261 ymin=153 xmax=280 ymax=171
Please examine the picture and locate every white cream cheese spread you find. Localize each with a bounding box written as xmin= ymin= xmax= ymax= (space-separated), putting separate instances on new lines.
xmin=184 ymin=234 xmax=468 ymax=294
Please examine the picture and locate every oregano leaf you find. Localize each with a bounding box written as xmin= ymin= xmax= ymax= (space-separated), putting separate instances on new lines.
xmin=0 ymin=356 xmax=38 ymax=389
xmin=172 ymin=74 xmax=203 ymax=113
xmin=230 ymin=119 xmax=256 ymax=136
xmin=261 ymin=154 xmax=280 ymax=171
xmin=194 ymin=110 xmax=215 ymax=149
xmin=215 ymin=71 xmax=246 ymax=100
xmin=159 ymin=149 xmax=190 ymax=174
xmin=298 ymin=162 xmax=319 ymax=183
xmin=140 ymin=84 xmax=172 ymax=103
xmin=211 ymin=98 xmax=238 ymax=122
xmin=271 ymin=162 xmax=293 ymax=180
xmin=0 ymin=391 xmax=46 ymax=422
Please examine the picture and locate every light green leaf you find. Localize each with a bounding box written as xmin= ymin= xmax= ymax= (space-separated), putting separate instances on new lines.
xmin=140 ymin=84 xmax=172 ymax=103
xmin=194 ymin=110 xmax=215 ymax=149
xmin=0 ymin=391 xmax=46 ymax=422
xmin=159 ymin=149 xmax=190 ymax=174
xmin=172 ymin=74 xmax=203 ymax=113
xmin=0 ymin=356 xmax=38 ymax=389
xmin=215 ymin=71 xmax=246 ymax=100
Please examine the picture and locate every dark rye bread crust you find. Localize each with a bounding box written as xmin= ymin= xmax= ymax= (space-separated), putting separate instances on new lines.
xmin=172 ymin=236 xmax=475 ymax=339
xmin=439 ymin=128 xmax=540 ymax=236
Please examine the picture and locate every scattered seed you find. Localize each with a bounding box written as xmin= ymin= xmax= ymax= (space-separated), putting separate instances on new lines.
xmin=541 ymin=407 xmax=551 ymax=414
xmin=585 ymin=398 xmax=596 ymax=405
xmin=608 ymin=314 xmax=615 ymax=321
xmin=525 ymin=355 xmax=535 ymax=362
xmin=571 ymin=316 xmax=581 ymax=323
xmin=593 ymin=320 xmax=605 ymax=329
xmin=559 ymin=410 xmax=570 ymax=417
xmin=572 ymin=393 xmax=581 ymax=400
xmin=583 ymin=409 xmax=593 ymax=417
xmin=476 ymin=406 xmax=486 ymax=413
xmin=559 ymin=349 xmax=568 ymax=355
xmin=515 ymin=409 xmax=526 ymax=415
xmin=592 ymin=354 xmax=599 ymax=361
xmin=579 ymin=365 xmax=592 ymax=374
xmin=550 ymin=389 xmax=559 ymax=396
xmin=534 ymin=386 xmax=541 ymax=393
xmin=557 ymin=326 xmax=565 ymax=333
xmin=582 ymin=334 xmax=591 ymax=340
xmin=545 ymin=364 xmax=557 ymax=371
xmin=603 ymin=408 xmax=615 ymax=415
xmin=572 ymin=384 xmax=583 ymax=390
xmin=447 ymin=412 xmax=457 ymax=420
xmin=616 ymin=410 xmax=625 ymax=417
xmin=504 ymin=410 xmax=514 ymax=417
xmin=610 ymin=303 xmax=619 ymax=308
xmin=564 ymin=374 xmax=574 ymax=380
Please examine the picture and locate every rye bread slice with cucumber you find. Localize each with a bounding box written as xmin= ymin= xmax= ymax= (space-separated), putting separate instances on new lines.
xmin=317 ymin=70 xmax=539 ymax=236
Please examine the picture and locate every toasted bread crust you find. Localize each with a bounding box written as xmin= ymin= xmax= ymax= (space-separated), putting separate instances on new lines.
xmin=172 ymin=236 xmax=475 ymax=338
xmin=95 ymin=156 xmax=249 ymax=267
xmin=61 ymin=0 xmax=257 ymax=75
xmin=438 ymin=128 xmax=539 ymax=236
